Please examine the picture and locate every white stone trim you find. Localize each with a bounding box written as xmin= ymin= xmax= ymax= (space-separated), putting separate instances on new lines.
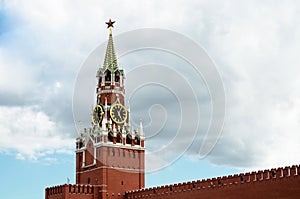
xmin=94 ymin=142 xmax=145 ymax=150
xmin=82 ymin=163 xmax=96 ymax=169
xmin=93 ymin=147 xmax=97 ymax=164
xmin=76 ymin=166 xmax=145 ymax=174
xmin=98 ymin=89 xmax=124 ymax=95
xmin=82 ymin=150 xmax=86 ymax=167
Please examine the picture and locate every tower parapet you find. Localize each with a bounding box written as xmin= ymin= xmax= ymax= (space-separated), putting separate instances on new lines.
xmin=45 ymin=184 xmax=94 ymax=199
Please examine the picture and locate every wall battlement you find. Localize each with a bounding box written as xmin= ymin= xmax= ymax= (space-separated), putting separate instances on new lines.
xmin=45 ymin=184 xmax=94 ymax=199
xmin=126 ymin=165 xmax=300 ymax=199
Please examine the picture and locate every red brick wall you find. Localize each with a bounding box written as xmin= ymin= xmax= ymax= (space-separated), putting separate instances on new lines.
xmin=126 ymin=165 xmax=300 ymax=199
xmin=76 ymin=151 xmax=83 ymax=184
xmin=85 ymin=140 xmax=95 ymax=166
xmin=105 ymin=168 xmax=144 ymax=198
xmin=97 ymin=83 xmax=125 ymax=106
xmin=76 ymin=144 xmax=145 ymax=199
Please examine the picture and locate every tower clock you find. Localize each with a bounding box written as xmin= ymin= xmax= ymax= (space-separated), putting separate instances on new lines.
xmin=92 ymin=105 xmax=104 ymax=125
xmin=110 ymin=103 xmax=127 ymax=124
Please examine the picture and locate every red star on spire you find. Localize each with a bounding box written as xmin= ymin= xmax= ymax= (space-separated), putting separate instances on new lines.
xmin=105 ymin=19 xmax=115 ymax=29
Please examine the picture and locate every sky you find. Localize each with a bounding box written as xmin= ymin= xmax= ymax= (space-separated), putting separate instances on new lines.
xmin=1 ymin=0 xmax=300 ymax=199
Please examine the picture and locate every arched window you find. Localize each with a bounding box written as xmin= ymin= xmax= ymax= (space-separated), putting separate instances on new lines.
xmin=126 ymin=134 xmax=132 ymax=145
xmin=115 ymin=71 xmax=120 ymax=82
xmin=134 ymin=136 xmax=140 ymax=145
xmin=116 ymin=132 xmax=122 ymax=143
xmin=108 ymin=132 xmax=113 ymax=142
xmin=105 ymin=71 xmax=111 ymax=81
xmin=79 ymin=140 xmax=83 ymax=148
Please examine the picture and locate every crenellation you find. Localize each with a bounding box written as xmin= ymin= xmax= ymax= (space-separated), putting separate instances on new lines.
xmin=270 ymin=168 xmax=277 ymax=178
xmin=220 ymin=175 xmax=231 ymax=185
xmin=232 ymin=174 xmax=239 ymax=184
xmin=83 ymin=185 xmax=87 ymax=194
xmin=258 ymin=170 xmax=264 ymax=181
xmin=244 ymin=172 xmax=250 ymax=182
xmin=291 ymin=165 xmax=298 ymax=176
xmin=284 ymin=166 xmax=291 ymax=177
xmin=279 ymin=167 xmax=284 ymax=178
xmin=185 ymin=182 xmax=191 ymax=189
xmin=210 ymin=177 xmax=216 ymax=187
xmin=251 ymin=171 xmax=257 ymax=181
xmin=239 ymin=174 xmax=244 ymax=183
xmin=174 ymin=183 xmax=181 ymax=192
xmin=202 ymin=179 xmax=209 ymax=187
xmin=80 ymin=184 xmax=84 ymax=193
xmin=220 ymin=175 xmax=227 ymax=183
xmin=263 ymin=169 xmax=270 ymax=180
xmin=227 ymin=175 xmax=234 ymax=184
xmin=216 ymin=177 xmax=222 ymax=186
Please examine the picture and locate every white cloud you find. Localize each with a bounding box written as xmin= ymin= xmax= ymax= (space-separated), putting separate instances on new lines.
xmin=0 ymin=106 xmax=73 ymax=160
xmin=0 ymin=0 xmax=299 ymax=170
xmin=203 ymin=1 xmax=300 ymax=169
xmin=0 ymin=48 xmax=37 ymax=95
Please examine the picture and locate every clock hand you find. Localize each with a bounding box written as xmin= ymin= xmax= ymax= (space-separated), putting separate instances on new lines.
xmin=118 ymin=109 xmax=122 ymax=119
xmin=98 ymin=110 xmax=101 ymax=118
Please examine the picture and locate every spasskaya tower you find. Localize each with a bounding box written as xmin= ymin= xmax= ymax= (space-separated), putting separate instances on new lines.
xmin=75 ymin=19 xmax=145 ymax=198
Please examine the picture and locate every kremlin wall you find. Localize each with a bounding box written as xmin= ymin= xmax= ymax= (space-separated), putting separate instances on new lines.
xmin=46 ymin=165 xmax=300 ymax=199
xmin=126 ymin=165 xmax=300 ymax=199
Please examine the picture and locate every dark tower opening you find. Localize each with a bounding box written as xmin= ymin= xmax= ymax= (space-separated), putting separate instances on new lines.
xmin=108 ymin=132 xmax=114 ymax=142
xmin=115 ymin=71 xmax=120 ymax=82
xmin=105 ymin=70 xmax=111 ymax=81
xmin=126 ymin=134 xmax=132 ymax=145
xmin=116 ymin=132 xmax=122 ymax=143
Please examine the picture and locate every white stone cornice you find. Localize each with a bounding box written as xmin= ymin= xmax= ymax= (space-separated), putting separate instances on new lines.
xmin=98 ymin=89 xmax=124 ymax=95
xmin=93 ymin=142 xmax=145 ymax=150
xmin=76 ymin=166 xmax=145 ymax=174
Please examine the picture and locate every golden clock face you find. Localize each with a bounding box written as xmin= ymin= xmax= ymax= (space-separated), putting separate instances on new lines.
xmin=110 ymin=103 xmax=127 ymax=124
xmin=92 ymin=105 xmax=104 ymax=125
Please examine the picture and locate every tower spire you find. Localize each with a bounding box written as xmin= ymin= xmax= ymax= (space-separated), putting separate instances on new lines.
xmin=103 ymin=19 xmax=118 ymax=71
